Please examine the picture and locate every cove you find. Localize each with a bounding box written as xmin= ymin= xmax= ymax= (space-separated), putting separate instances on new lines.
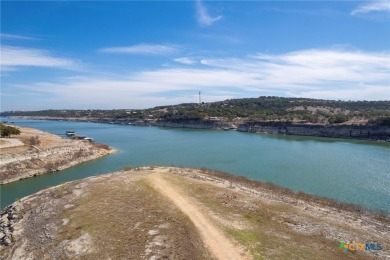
xmin=1 ymin=118 xmax=389 ymax=213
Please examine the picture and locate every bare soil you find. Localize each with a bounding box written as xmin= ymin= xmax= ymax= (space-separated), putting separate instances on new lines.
xmin=0 ymin=138 xmax=24 ymax=149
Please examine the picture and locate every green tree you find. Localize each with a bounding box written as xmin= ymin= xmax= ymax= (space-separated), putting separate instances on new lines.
xmin=0 ymin=124 xmax=21 ymax=137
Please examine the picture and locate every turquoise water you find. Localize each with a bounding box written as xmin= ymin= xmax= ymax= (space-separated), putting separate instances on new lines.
xmin=1 ymin=118 xmax=389 ymax=213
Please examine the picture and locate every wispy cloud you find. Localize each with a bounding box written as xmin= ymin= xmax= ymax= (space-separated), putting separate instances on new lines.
xmin=1 ymin=33 xmax=37 ymax=40
xmin=0 ymin=45 xmax=78 ymax=72
xmin=5 ymin=47 xmax=389 ymax=110
xmin=173 ymin=57 xmax=197 ymax=65
xmin=351 ymin=0 xmax=390 ymax=15
xmin=196 ymin=0 xmax=223 ymax=26
xmin=199 ymin=48 xmax=390 ymax=98
xmin=99 ymin=44 xmax=178 ymax=55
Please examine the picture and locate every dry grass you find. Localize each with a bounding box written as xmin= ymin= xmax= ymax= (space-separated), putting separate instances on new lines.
xmin=60 ymin=176 xmax=210 ymax=259
xmin=90 ymin=142 xmax=111 ymax=150
xmin=197 ymin=168 xmax=389 ymax=224
xmin=2 ymin=170 xmax=212 ymax=259
xmin=163 ymin=168 xmax=387 ymax=259
xmin=0 ymin=126 xmax=62 ymax=155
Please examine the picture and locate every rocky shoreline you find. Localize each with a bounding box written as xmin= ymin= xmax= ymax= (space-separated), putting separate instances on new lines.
xmin=12 ymin=116 xmax=390 ymax=142
xmin=0 ymin=205 xmax=16 ymax=247
xmin=0 ymin=126 xmax=116 ymax=184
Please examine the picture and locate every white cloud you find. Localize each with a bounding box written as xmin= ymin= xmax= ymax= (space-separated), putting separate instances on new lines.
xmin=1 ymin=33 xmax=37 ymax=40
xmin=196 ymin=0 xmax=223 ymax=26
xmin=351 ymin=0 xmax=390 ymax=15
xmin=99 ymin=44 xmax=178 ymax=55
xmin=1 ymin=45 xmax=78 ymax=71
xmin=290 ymin=85 xmax=389 ymax=100
xmin=3 ymin=47 xmax=389 ymax=110
xmin=173 ymin=57 xmax=197 ymax=65
xmin=198 ymin=49 xmax=389 ymax=91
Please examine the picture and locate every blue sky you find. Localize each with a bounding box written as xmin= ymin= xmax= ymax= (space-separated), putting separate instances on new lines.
xmin=1 ymin=1 xmax=389 ymax=110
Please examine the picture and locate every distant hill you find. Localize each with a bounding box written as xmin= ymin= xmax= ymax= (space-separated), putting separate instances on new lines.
xmin=2 ymin=97 xmax=390 ymax=125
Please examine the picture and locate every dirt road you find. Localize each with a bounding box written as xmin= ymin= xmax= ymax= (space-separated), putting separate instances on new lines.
xmin=147 ymin=172 xmax=248 ymax=260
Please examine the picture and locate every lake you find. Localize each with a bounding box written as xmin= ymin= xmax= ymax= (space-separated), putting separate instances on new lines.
xmin=1 ymin=118 xmax=389 ymax=213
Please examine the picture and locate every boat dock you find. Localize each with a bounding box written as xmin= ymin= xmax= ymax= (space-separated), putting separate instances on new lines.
xmin=65 ymin=131 xmax=94 ymax=142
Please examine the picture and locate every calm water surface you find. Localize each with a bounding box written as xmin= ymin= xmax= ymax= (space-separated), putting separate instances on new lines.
xmin=1 ymin=119 xmax=389 ymax=212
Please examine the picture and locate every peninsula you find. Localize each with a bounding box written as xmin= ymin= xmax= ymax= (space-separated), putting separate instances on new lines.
xmin=0 ymin=125 xmax=115 ymax=184
xmin=1 ymin=167 xmax=388 ymax=259
xmin=2 ymin=97 xmax=389 ymax=141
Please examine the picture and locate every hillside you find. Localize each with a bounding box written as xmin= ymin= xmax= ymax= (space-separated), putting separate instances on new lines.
xmin=2 ymin=97 xmax=390 ymax=125
xmin=1 ymin=167 xmax=389 ymax=259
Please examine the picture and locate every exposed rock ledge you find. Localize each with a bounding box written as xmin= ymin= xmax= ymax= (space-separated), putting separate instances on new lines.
xmin=0 ymin=126 xmax=116 ymax=184
xmin=15 ymin=117 xmax=390 ymax=141
xmin=137 ymin=119 xmax=390 ymax=141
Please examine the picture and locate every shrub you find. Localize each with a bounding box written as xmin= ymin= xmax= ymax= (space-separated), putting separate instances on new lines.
xmin=91 ymin=143 xmax=111 ymax=150
xmin=28 ymin=135 xmax=41 ymax=146
xmin=369 ymin=117 xmax=390 ymax=126
xmin=329 ymin=115 xmax=349 ymax=124
xmin=0 ymin=124 xmax=21 ymax=137
xmin=123 ymin=165 xmax=133 ymax=171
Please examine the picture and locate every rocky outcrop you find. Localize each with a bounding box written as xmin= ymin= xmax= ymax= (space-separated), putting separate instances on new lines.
xmin=152 ymin=119 xmax=236 ymax=130
xmin=0 ymin=205 xmax=16 ymax=248
xmin=0 ymin=142 xmax=114 ymax=184
xmin=236 ymin=122 xmax=390 ymax=141
xmin=124 ymin=119 xmax=390 ymax=141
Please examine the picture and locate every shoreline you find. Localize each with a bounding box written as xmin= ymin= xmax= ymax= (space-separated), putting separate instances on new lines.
xmin=194 ymin=167 xmax=389 ymax=217
xmin=7 ymin=116 xmax=390 ymax=142
xmin=0 ymin=125 xmax=116 ymax=184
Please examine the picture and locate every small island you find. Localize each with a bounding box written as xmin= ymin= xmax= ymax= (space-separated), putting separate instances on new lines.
xmin=0 ymin=125 xmax=116 ymax=184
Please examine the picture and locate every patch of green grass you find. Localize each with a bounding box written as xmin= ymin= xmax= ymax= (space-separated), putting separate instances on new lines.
xmin=225 ymin=228 xmax=265 ymax=260
xmin=226 ymin=227 xmax=325 ymax=260
xmin=243 ymin=211 xmax=272 ymax=224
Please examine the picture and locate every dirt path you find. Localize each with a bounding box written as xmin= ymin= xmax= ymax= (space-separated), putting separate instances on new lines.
xmin=0 ymin=138 xmax=24 ymax=149
xmin=147 ymin=172 xmax=248 ymax=260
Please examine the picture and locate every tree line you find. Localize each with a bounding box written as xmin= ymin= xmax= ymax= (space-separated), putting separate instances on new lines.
xmin=1 ymin=96 xmax=389 ymax=125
